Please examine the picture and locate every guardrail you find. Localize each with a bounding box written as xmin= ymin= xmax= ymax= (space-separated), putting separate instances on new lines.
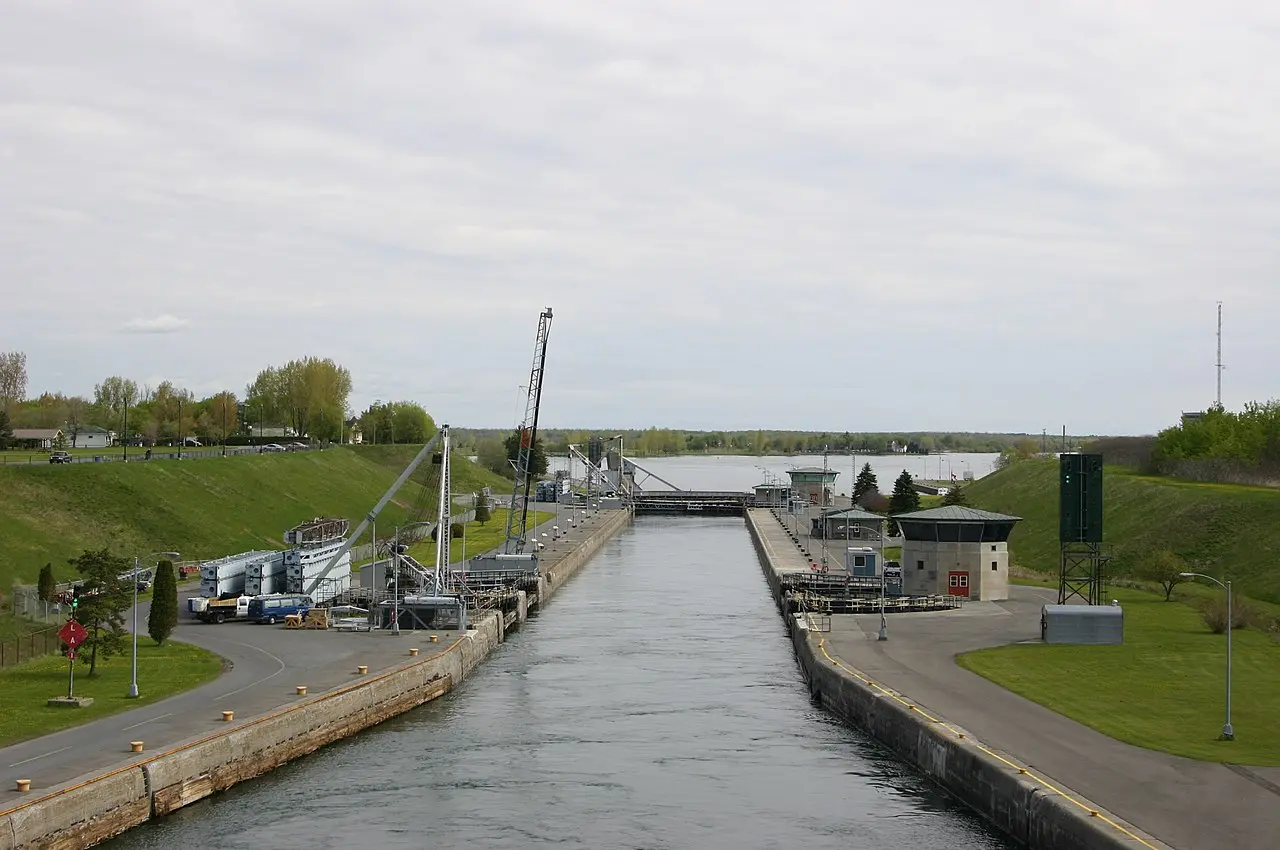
xmin=0 ymin=445 xmax=328 ymax=465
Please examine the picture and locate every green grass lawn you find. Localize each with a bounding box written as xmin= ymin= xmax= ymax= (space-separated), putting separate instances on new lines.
xmin=958 ymin=587 xmax=1280 ymax=764
xmin=406 ymin=507 xmax=555 ymax=564
xmin=0 ymin=446 xmax=509 ymax=591
xmin=966 ymin=459 xmax=1280 ymax=604
xmin=0 ymin=641 xmax=224 ymax=747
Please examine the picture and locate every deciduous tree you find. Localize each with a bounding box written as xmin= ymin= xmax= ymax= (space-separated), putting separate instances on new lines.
xmin=67 ymin=548 xmax=132 ymax=674
xmin=474 ymin=492 xmax=491 ymax=525
xmin=1134 ymin=549 xmax=1188 ymax=601
xmin=0 ymin=351 xmax=27 ymax=410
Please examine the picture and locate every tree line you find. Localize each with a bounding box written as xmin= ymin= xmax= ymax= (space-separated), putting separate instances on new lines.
xmin=1152 ymin=402 xmax=1280 ymax=471
xmin=0 ymin=350 xmax=431 ymax=450
xmin=453 ymin=426 xmax=1084 ymax=459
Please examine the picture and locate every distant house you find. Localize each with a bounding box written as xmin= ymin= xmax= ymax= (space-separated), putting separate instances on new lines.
xmin=253 ymin=427 xmax=299 ymax=439
xmin=345 ymin=420 xmax=363 ymax=445
xmin=1181 ymin=411 xmax=1206 ymax=426
xmin=11 ymin=428 xmax=63 ymax=449
xmin=68 ymin=425 xmax=114 ymax=449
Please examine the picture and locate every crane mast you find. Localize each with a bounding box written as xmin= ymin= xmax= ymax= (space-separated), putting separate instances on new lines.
xmin=503 ymin=307 xmax=554 ymax=554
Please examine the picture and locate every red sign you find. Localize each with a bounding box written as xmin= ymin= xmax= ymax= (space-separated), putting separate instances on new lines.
xmin=66 ymin=649 xmax=76 ymax=661
xmin=59 ymin=620 xmax=89 ymax=649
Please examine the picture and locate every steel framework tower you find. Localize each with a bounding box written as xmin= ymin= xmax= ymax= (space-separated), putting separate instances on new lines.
xmin=503 ymin=307 xmax=554 ymax=554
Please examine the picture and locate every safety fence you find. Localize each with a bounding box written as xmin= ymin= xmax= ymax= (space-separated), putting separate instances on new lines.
xmin=0 ymin=626 xmax=60 ymax=669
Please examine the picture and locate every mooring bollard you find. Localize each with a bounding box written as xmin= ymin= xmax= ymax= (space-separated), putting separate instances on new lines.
xmin=130 ymin=741 xmax=144 ymax=753
xmin=296 ymin=685 xmax=307 ymax=696
xmin=409 ymin=647 xmax=419 ymax=656
xmin=430 ymin=634 xmax=438 ymax=643
xmin=221 ymin=710 xmax=234 ymax=722
xmin=357 ymin=665 xmax=368 ymax=675
xmin=15 ymin=779 xmax=31 ymax=793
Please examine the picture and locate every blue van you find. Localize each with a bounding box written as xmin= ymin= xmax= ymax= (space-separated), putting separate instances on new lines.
xmin=248 ymin=594 xmax=313 ymax=625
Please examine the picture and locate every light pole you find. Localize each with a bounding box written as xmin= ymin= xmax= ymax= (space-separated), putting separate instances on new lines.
xmin=1181 ymin=572 xmax=1233 ymax=740
xmin=877 ymin=519 xmax=888 ymax=641
xmin=129 ymin=550 xmax=180 ymax=698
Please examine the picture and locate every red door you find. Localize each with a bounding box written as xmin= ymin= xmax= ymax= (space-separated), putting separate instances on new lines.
xmin=947 ymin=572 xmax=970 ymax=598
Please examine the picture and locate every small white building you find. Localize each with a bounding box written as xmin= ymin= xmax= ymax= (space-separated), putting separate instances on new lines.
xmin=11 ymin=428 xmax=63 ymax=449
xmin=70 ymin=425 xmax=114 ymax=449
xmin=896 ymin=506 xmax=1022 ymax=602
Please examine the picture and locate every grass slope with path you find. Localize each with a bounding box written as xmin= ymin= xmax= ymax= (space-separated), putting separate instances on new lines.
xmin=964 ymin=459 xmax=1280 ymax=604
xmin=0 ymin=642 xmax=224 ymax=747
xmin=0 ymin=445 xmax=511 ymax=591
xmin=959 ymin=586 xmax=1280 ymax=765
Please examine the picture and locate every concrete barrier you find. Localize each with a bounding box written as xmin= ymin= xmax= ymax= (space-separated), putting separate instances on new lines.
xmin=1 ymin=513 xmax=628 ymax=850
xmin=745 ymin=510 xmax=1167 ymax=850
xmin=0 ymin=767 xmax=148 ymax=850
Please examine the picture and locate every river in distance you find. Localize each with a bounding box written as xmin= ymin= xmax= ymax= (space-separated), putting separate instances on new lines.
xmin=552 ymin=451 xmax=1001 ymax=493
xmin=106 ymin=515 xmax=1013 ymax=850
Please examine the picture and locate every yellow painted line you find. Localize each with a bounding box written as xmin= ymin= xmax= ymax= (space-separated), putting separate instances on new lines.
xmin=0 ymin=632 xmax=469 ymax=819
xmin=815 ymin=637 xmax=1161 ymax=850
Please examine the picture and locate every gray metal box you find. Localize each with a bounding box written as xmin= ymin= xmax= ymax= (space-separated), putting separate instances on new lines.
xmin=1041 ymin=604 xmax=1124 ymax=645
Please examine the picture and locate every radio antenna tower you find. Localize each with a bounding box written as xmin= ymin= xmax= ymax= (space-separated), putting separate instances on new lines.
xmin=1216 ymin=302 xmax=1224 ymax=409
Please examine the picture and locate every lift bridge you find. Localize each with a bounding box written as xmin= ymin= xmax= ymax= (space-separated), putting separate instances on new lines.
xmin=564 ymin=445 xmax=754 ymax=516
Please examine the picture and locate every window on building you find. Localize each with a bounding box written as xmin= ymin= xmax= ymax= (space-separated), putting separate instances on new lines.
xmin=991 ymin=545 xmax=997 ymax=551
xmin=992 ymin=561 xmax=998 ymax=571
xmin=853 ymin=555 xmax=866 ymax=567
xmin=917 ymin=560 xmax=925 ymax=570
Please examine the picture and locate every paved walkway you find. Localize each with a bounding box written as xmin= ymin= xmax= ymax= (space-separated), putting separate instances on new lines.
xmin=751 ymin=510 xmax=1280 ymax=850
xmin=0 ymin=508 xmax=622 ymax=804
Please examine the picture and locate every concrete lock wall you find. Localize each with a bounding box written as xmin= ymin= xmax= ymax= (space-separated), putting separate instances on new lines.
xmin=743 ymin=510 xmax=1157 ymax=850
xmin=3 ymin=513 xmax=631 ymax=850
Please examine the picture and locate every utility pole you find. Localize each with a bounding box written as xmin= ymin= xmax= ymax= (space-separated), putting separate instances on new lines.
xmin=1216 ymin=301 xmax=1224 ymax=409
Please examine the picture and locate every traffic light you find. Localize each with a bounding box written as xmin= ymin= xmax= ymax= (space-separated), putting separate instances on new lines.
xmin=71 ymin=585 xmax=80 ymax=610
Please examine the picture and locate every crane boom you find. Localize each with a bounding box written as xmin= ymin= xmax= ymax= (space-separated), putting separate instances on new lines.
xmin=310 ymin=429 xmax=444 ymax=587
xmin=504 ymin=307 xmax=554 ymax=554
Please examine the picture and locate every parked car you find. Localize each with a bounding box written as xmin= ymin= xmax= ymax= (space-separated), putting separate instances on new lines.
xmin=48 ymin=451 xmax=73 ymax=464
xmin=286 ymin=441 xmax=309 ymax=451
xmin=260 ymin=443 xmax=286 ymax=453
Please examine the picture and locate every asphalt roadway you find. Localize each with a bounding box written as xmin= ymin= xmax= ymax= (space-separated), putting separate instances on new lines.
xmin=756 ymin=509 xmax=1280 ymax=850
xmin=0 ymin=507 xmax=617 ymax=802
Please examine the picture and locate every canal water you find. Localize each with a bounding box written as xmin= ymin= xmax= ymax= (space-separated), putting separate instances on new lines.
xmin=105 ymin=518 xmax=1013 ymax=850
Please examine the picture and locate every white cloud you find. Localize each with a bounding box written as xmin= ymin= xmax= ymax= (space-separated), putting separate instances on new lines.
xmin=2 ymin=1 xmax=1279 ymax=432
xmin=120 ymin=315 xmax=191 ymax=335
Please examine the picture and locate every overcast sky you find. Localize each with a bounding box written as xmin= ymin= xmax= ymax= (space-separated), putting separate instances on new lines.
xmin=3 ymin=2 xmax=1278 ymax=435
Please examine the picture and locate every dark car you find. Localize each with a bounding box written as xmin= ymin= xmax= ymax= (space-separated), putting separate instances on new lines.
xmin=49 ymin=451 xmax=73 ymax=464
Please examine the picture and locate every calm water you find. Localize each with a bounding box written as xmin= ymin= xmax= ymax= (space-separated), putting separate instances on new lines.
xmin=553 ymin=452 xmax=1000 ymax=494
xmin=106 ymin=519 xmax=1012 ymax=850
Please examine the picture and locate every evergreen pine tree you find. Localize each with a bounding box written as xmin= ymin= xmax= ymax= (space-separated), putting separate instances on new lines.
xmin=887 ymin=470 xmax=921 ymax=535
xmin=37 ymin=562 xmax=56 ymax=603
xmin=68 ymin=548 xmax=131 ymax=674
xmin=148 ymin=560 xmax=178 ymax=646
xmin=941 ymin=486 xmax=969 ymax=507
xmin=474 ymin=492 xmax=491 ymax=525
xmin=853 ymin=463 xmax=879 ymax=505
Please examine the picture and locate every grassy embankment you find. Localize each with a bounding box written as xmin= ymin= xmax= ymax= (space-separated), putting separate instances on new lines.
xmin=0 ymin=642 xmax=224 ymax=747
xmin=0 ymin=444 xmax=510 ymax=592
xmin=959 ymin=460 xmax=1280 ymax=764
xmin=405 ymin=507 xmax=556 ymax=565
xmin=964 ymin=459 xmax=1280 ymax=604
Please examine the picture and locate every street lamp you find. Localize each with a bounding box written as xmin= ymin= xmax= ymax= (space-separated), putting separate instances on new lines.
xmin=129 ymin=550 xmax=180 ymax=699
xmin=1181 ymin=572 xmax=1234 ymax=740
xmin=877 ymin=519 xmax=888 ymax=641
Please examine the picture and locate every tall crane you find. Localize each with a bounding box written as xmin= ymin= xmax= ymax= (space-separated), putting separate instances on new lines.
xmin=503 ymin=307 xmax=554 ymax=554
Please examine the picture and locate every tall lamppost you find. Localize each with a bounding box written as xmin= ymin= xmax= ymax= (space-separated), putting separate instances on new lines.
xmin=128 ymin=550 xmax=180 ymax=698
xmin=877 ymin=519 xmax=888 ymax=641
xmin=1181 ymin=572 xmax=1234 ymax=740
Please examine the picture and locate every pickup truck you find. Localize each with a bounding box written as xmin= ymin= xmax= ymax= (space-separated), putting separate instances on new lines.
xmin=189 ymin=595 xmax=251 ymax=624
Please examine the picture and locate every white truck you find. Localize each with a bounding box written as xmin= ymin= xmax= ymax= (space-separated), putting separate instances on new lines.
xmin=189 ymin=595 xmax=251 ymax=624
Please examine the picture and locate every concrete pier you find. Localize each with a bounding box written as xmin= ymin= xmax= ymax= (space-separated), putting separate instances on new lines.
xmin=0 ymin=508 xmax=632 ymax=850
xmin=746 ymin=507 xmax=1178 ymax=850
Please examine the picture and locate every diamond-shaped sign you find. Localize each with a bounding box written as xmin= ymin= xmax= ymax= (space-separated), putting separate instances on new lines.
xmin=58 ymin=620 xmax=88 ymax=649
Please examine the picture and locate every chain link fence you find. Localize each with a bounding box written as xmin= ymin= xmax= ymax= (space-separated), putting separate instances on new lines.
xmin=0 ymin=626 xmax=60 ymax=668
